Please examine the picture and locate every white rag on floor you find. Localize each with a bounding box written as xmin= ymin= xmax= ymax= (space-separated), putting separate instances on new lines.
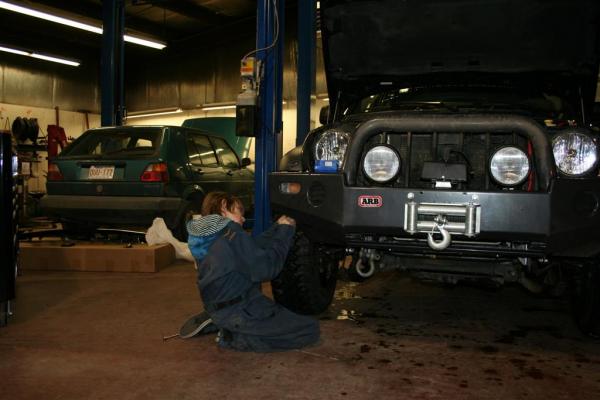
xmin=145 ymin=217 xmax=196 ymax=267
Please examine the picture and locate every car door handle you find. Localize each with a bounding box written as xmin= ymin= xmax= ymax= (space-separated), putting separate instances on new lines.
xmin=226 ymin=170 xmax=234 ymax=176
xmin=193 ymin=168 xmax=204 ymax=175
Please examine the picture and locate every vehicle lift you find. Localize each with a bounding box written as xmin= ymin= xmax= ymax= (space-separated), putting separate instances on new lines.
xmin=238 ymin=0 xmax=316 ymax=234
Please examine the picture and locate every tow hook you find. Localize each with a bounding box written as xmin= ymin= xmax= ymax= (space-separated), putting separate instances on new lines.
xmin=355 ymin=257 xmax=376 ymax=278
xmin=427 ymin=216 xmax=451 ymax=250
xmin=354 ymin=248 xmax=379 ymax=278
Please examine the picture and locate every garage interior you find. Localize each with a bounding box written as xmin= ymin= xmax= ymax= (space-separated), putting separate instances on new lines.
xmin=1 ymin=1 xmax=600 ymax=399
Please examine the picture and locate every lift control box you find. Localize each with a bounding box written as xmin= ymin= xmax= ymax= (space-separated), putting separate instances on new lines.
xmin=236 ymin=57 xmax=258 ymax=137
xmin=236 ymin=88 xmax=257 ymax=137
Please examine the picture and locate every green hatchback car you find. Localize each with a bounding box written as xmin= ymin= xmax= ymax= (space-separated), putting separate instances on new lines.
xmin=40 ymin=125 xmax=254 ymax=239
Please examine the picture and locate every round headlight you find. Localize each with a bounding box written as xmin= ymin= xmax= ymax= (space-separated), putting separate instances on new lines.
xmin=490 ymin=146 xmax=530 ymax=186
xmin=314 ymin=130 xmax=350 ymax=162
xmin=363 ymin=145 xmax=400 ymax=183
xmin=552 ymin=132 xmax=598 ymax=176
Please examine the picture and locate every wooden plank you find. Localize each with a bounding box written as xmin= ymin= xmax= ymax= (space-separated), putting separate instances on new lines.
xmin=19 ymin=241 xmax=175 ymax=273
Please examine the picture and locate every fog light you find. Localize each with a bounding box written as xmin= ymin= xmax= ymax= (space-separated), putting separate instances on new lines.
xmin=279 ymin=182 xmax=301 ymax=194
xmin=489 ymin=146 xmax=529 ymax=186
xmin=363 ymin=145 xmax=400 ymax=183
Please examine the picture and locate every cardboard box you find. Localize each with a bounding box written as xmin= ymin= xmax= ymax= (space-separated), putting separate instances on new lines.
xmin=19 ymin=241 xmax=175 ymax=273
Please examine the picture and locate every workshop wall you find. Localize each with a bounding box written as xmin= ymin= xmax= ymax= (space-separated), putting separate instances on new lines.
xmin=124 ymin=14 xmax=329 ymax=112
xmin=0 ymin=57 xmax=99 ymax=112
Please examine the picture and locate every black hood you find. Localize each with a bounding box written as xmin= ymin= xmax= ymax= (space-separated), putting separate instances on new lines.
xmin=321 ymin=0 xmax=600 ymax=116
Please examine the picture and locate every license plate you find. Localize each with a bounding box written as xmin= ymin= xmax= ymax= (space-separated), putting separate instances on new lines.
xmin=88 ymin=165 xmax=115 ymax=180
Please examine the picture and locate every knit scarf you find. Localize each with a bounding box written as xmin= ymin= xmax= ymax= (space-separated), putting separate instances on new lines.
xmin=186 ymin=214 xmax=231 ymax=262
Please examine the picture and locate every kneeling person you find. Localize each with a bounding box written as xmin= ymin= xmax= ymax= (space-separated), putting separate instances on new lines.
xmin=187 ymin=191 xmax=319 ymax=352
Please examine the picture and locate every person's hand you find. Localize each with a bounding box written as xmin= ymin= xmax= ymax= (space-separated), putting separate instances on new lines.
xmin=277 ymin=215 xmax=296 ymax=226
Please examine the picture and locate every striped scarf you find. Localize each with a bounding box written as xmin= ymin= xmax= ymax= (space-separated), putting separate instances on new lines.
xmin=187 ymin=214 xmax=231 ymax=262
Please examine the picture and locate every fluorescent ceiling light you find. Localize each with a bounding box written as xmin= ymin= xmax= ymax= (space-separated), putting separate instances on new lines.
xmin=202 ymin=103 xmax=237 ymax=111
xmin=127 ymin=108 xmax=182 ymax=119
xmin=0 ymin=44 xmax=79 ymax=66
xmin=0 ymin=45 xmax=27 ymax=56
xmin=30 ymin=53 xmax=80 ymax=66
xmin=0 ymin=1 xmax=166 ymax=50
xmin=123 ymin=35 xmax=165 ymax=50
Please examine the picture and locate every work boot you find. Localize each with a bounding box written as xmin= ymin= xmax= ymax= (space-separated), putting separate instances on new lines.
xmin=179 ymin=311 xmax=217 ymax=339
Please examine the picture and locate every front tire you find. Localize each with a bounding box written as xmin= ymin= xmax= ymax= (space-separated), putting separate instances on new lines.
xmin=271 ymin=232 xmax=341 ymax=314
xmin=172 ymin=200 xmax=202 ymax=241
xmin=571 ymin=262 xmax=600 ymax=337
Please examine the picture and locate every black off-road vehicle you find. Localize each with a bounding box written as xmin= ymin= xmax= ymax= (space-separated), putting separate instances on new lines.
xmin=270 ymin=0 xmax=600 ymax=336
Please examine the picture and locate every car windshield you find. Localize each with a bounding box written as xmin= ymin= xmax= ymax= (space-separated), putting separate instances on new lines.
xmin=348 ymin=86 xmax=570 ymax=118
xmin=61 ymin=128 xmax=162 ymax=159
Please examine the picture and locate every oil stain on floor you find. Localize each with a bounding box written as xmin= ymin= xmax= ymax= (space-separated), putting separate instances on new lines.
xmin=318 ymin=270 xmax=600 ymax=399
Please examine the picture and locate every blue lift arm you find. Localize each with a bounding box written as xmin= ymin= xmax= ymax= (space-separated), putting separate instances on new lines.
xmin=101 ymin=0 xmax=125 ymax=127
xmin=253 ymin=0 xmax=285 ymax=235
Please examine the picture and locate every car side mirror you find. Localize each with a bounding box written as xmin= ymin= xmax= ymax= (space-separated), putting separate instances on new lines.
xmin=319 ymin=105 xmax=330 ymax=125
xmin=241 ymin=157 xmax=251 ymax=167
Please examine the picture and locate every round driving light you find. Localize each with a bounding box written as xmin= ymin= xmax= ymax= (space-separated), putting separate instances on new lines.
xmin=363 ymin=145 xmax=400 ymax=183
xmin=490 ymin=146 xmax=530 ymax=186
xmin=552 ymin=132 xmax=598 ymax=176
xmin=314 ymin=130 xmax=350 ymax=162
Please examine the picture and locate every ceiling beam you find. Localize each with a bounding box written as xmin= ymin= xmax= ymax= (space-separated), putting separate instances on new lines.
xmin=132 ymin=0 xmax=231 ymax=26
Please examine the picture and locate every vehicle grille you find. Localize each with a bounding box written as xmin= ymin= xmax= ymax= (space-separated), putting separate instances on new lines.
xmin=307 ymin=181 xmax=327 ymax=206
xmin=356 ymin=131 xmax=536 ymax=191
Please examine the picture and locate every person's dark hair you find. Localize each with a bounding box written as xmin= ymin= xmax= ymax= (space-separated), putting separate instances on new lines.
xmin=201 ymin=191 xmax=243 ymax=216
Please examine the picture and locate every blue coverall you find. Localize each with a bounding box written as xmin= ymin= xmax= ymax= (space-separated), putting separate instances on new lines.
xmin=187 ymin=215 xmax=320 ymax=352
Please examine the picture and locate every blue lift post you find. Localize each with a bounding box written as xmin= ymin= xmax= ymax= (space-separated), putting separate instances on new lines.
xmin=296 ymin=0 xmax=316 ymax=146
xmin=253 ymin=0 xmax=285 ymax=235
xmin=101 ymin=0 xmax=125 ymax=127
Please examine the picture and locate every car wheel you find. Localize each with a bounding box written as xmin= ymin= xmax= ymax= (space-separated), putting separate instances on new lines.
xmin=271 ymin=232 xmax=342 ymax=314
xmin=173 ymin=201 xmax=202 ymax=242
xmin=571 ymin=262 xmax=600 ymax=337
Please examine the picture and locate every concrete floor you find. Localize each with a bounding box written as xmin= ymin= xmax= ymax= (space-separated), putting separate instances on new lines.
xmin=1 ymin=262 xmax=600 ymax=400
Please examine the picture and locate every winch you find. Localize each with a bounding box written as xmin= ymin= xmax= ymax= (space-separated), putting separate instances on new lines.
xmin=404 ymin=193 xmax=481 ymax=250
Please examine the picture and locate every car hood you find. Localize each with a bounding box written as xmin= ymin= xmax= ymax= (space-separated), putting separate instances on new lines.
xmin=321 ymin=0 xmax=600 ymax=115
